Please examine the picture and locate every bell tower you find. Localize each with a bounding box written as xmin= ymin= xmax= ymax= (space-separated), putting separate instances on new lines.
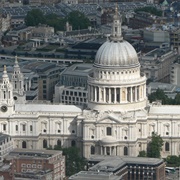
xmin=11 ymin=56 xmax=26 ymax=103
xmin=0 ymin=65 xmax=14 ymax=115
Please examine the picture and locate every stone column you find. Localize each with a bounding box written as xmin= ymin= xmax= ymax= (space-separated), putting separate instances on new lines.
xmin=90 ymin=86 xmax=93 ymax=101
xmin=98 ymin=87 xmax=101 ymax=102
xmin=135 ymin=86 xmax=137 ymax=101
xmin=114 ymin=146 xmax=117 ymax=156
xmin=109 ymin=147 xmax=111 ymax=155
xmin=109 ymin=88 xmax=111 ymax=103
xmin=101 ymin=146 xmax=103 ymax=155
xmin=158 ymin=122 xmax=161 ymax=135
xmin=104 ymin=146 xmax=106 ymax=155
xmin=114 ymin=88 xmax=117 ymax=103
xmin=95 ymin=87 xmax=97 ymax=102
xmin=144 ymin=84 xmax=146 ymax=99
xmin=103 ymin=87 xmax=106 ymax=103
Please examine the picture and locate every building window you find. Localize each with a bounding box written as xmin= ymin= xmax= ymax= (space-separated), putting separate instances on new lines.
xmin=57 ymin=140 xmax=61 ymax=147
xmin=165 ymin=142 xmax=170 ymax=151
xmin=22 ymin=141 xmax=26 ymax=149
xmin=106 ymin=127 xmax=112 ymax=136
xmin=37 ymin=165 xmax=42 ymax=169
xmin=71 ymin=140 xmax=76 ymax=147
xmin=16 ymin=125 xmax=18 ymax=131
xmin=21 ymin=164 xmax=26 ymax=167
xmin=22 ymin=124 xmax=26 ymax=131
xmin=91 ymin=146 xmax=95 ymax=155
xmin=3 ymin=124 xmax=6 ymax=131
xmin=32 ymin=164 xmax=36 ymax=168
xmin=43 ymin=139 xmax=47 ymax=148
xmin=124 ymin=146 xmax=128 ymax=156
xmin=30 ymin=125 xmax=33 ymax=132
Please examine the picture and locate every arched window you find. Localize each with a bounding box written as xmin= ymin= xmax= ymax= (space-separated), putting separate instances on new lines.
xmin=43 ymin=139 xmax=47 ymax=148
xmin=71 ymin=140 xmax=76 ymax=147
xmin=22 ymin=141 xmax=26 ymax=148
xmin=124 ymin=146 xmax=128 ymax=156
xmin=106 ymin=127 xmax=112 ymax=136
xmin=91 ymin=146 xmax=95 ymax=155
xmin=165 ymin=142 xmax=170 ymax=151
xmin=57 ymin=139 xmax=61 ymax=147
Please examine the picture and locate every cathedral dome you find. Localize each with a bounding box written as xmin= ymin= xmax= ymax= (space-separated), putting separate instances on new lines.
xmin=94 ymin=40 xmax=139 ymax=68
xmin=87 ymin=6 xmax=147 ymax=112
xmin=94 ymin=6 xmax=139 ymax=68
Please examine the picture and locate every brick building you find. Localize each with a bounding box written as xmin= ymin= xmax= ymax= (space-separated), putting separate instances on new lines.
xmin=0 ymin=149 xmax=65 ymax=180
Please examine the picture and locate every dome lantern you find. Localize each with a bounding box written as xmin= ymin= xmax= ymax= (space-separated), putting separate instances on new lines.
xmin=110 ymin=4 xmax=123 ymax=42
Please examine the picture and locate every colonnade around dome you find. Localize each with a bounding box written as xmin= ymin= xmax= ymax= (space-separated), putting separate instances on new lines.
xmin=88 ymin=84 xmax=146 ymax=104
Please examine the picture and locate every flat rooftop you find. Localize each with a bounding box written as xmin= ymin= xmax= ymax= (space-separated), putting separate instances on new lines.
xmin=89 ymin=157 xmax=126 ymax=172
xmin=7 ymin=149 xmax=63 ymax=160
xmin=62 ymin=63 xmax=93 ymax=76
xmin=15 ymin=104 xmax=82 ymax=113
xmin=89 ymin=155 xmax=164 ymax=166
xmin=148 ymin=82 xmax=178 ymax=93
xmin=69 ymin=171 xmax=120 ymax=180
xmin=145 ymin=48 xmax=172 ymax=58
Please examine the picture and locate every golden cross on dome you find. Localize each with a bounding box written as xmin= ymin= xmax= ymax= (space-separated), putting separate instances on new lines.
xmin=115 ymin=3 xmax=118 ymax=16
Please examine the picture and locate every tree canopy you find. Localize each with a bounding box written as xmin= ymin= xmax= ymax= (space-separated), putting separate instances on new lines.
xmin=166 ymin=155 xmax=180 ymax=167
xmin=50 ymin=145 xmax=86 ymax=177
xmin=25 ymin=9 xmax=46 ymax=26
xmin=148 ymin=89 xmax=180 ymax=105
xmin=45 ymin=13 xmax=66 ymax=31
xmin=138 ymin=150 xmax=147 ymax=157
xmin=135 ymin=6 xmax=162 ymax=16
xmin=147 ymin=133 xmax=163 ymax=158
xmin=66 ymin=11 xmax=91 ymax=30
xmin=24 ymin=9 xmax=91 ymax=31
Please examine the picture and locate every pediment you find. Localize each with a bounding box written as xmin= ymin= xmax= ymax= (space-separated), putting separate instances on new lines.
xmin=97 ymin=114 xmax=121 ymax=124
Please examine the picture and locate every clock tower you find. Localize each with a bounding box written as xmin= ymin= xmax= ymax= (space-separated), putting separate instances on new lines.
xmin=0 ymin=65 xmax=14 ymax=116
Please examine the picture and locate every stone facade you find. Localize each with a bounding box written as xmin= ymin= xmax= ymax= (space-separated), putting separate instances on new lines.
xmin=0 ymin=9 xmax=180 ymax=160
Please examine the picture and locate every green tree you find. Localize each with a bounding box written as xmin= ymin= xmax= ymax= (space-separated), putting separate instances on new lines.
xmin=147 ymin=133 xmax=163 ymax=158
xmin=138 ymin=150 xmax=147 ymax=157
xmin=166 ymin=155 xmax=180 ymax=166
xmin=45 ymin=13 xmax=66 ymax=31
xmin=67 ymin=11 xmax=91 ymax=30
xmin=174 ymin=93 xmax=180 ymax=105
xmin=51 ymin=146 xmax=86 ymax=177
xmin=25 ymin=9 xmax=46 ymax=26
xmin=148 ymin=89 xmax=180 ymax=105
xmin=63 ymin=147 xmax=86 ymax=176
xmin=148 ymin=89 xmax=169 ymax=104
xmin=135 ymin=6 xmax=162 ymax=16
